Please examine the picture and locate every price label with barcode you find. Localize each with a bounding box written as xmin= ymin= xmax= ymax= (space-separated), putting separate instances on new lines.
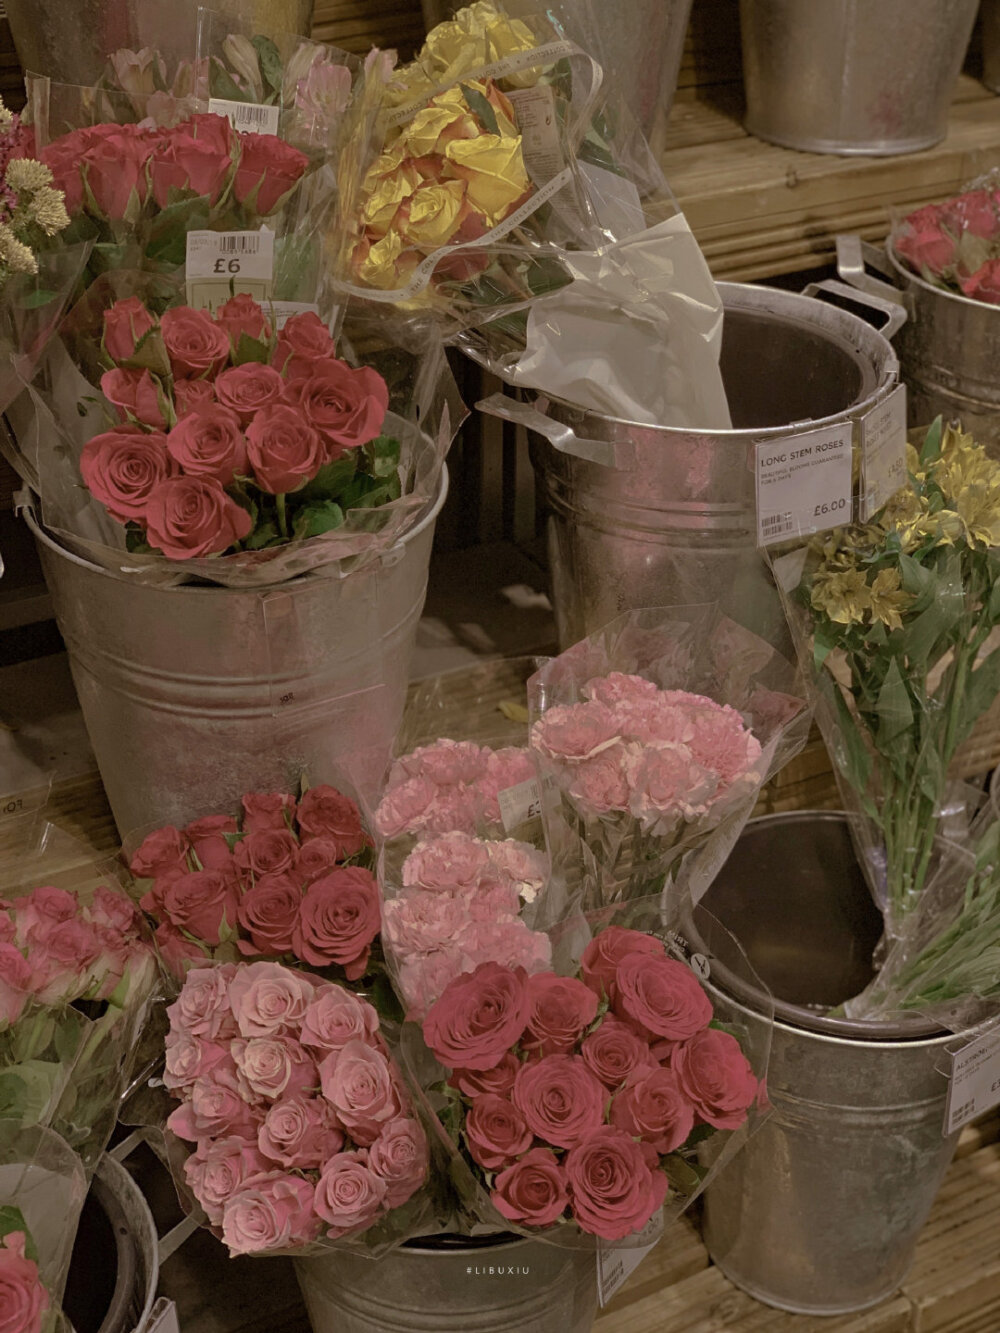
xmin=944 ymin=1028 xmax=1000 ymax=1135
xmin=755 ymin=422 xmax=854 ymax=548
xmin=185 ymin=228 xmax=275 ymax=312
xmin=596 ymin=1214 xmax=662 ymax=1306
xmin=860 ymin=384 xmax=908 ymax=522
xmin=208 ymin=97 xmax=282 ymax=137
xmin=497 ymin=777 xmax=543 ymax=832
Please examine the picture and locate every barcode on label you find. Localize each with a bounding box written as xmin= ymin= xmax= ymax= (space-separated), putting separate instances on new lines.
xmin=218 ymin=234 xmax=261 ymax=254
xmin=208 ymin=97 xmax=282 ymax=137
xmin=953 ymin=1098 xmax=975 ymax=1122
xmin=761 ymin=512 xmax=794 ymax=537
xmin=236 ymin=103 xmax=274 ymax=127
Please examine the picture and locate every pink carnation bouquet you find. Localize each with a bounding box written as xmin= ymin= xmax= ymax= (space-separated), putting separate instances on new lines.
xmin=892 ymin=176 xmax=1000 ymax=303
xmin=406 ymin=925 xmax=764 ymax=1243
xmin=163 ymin=959 xmax=431 ymax=1255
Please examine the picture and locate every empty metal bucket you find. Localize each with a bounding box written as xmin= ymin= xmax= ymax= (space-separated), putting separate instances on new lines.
xmin=524 ymin=280 xmax=902 ymax=649
xmin=692 ymin=811 xmax=963 ymax=1315
xmin=23 ymin=469 xmax=447 ymax=837
xmin=294 ymin=1233 xmax=597 ymax=1333
xmin=740 ymin=0 xmax=979 ymax=155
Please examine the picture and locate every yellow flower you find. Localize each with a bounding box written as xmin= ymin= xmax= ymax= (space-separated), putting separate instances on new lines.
xmin=397 ymin=179 xmax=470 ymax=250
xmin=352 ymin=229 xmax=418 ymax=291
xmin=403 ymin=99 xmax=478 ymax=158
xmin=361 ymin=168 xmax=419 ymax=235
xmin=810 ymin=567 xmax=873 ymax=626
xmin=445 ymin=132 xmax=530 ymax=224
xmin=867 ymin=568 xmax=912 ymax=632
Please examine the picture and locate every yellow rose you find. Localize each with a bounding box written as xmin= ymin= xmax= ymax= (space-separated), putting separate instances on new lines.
xmin=353 ymin=229 xmax=419 ymax=291
xmin=362 ymin=167 xmax=420 ymax=235
xmin=398 ymin=180 xmax=469 ymax=251
xmin=445 ymin=133 xmax=531 ymax=224
xmin=422 ymin=3 xmax=536 ymax=84
xmin=403 ymin=97 xmax=478 ymax=158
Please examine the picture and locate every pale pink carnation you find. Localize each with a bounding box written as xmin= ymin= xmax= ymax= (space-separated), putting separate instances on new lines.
xmin=461 ymin=878 xmax=521 ymax=923
xmin=485 ymin=840 xmax=547 ymax=901
xmin=392 ymin=739 xmax=487 ymax=786
xmin=687 ymin=706 xmax=762 ymax=783
xmin=382 ymin=890 xmax=468 ymax=957
xmin=458 ymin=919 xmax=552 ymax=973
xmin=582 ymin=672 xmax=660 ymax=706
xmin=479 ymin=746 xmax=537 ymax=825
xmin=374 ymin=775 xmax=437 ymax=838
xmin=531 ymin=701 xmax=621 ymax=762
xmin=402 ymin=831 xmax=493 ymax=894
xmin=397 ymin=949 xmax=475 ymax=1019
xmin=418 ymin=787 xmax=485 ymax=836
xmin=564 ymin=743 xmax=634 ymax=815
xmin=627 ymin=745 xmax=719 ymax=826
xmin=616 ymin=697 xmax=694 ymax=747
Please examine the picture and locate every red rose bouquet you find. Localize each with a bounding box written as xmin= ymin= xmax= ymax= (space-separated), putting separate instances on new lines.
xmin=892 ymin=176 xmax=1000 ymax=303
xmin=162 ymin=960 xmax=431 ymax=1255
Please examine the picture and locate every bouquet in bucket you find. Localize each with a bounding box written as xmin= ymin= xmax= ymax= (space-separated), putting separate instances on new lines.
xmin=891 ymin=172 xmax=1000 ymax=304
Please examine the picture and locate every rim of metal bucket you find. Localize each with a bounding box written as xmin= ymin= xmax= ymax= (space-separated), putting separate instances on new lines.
xmin=401 ymin=1232 xmax=525 ymax=1254
xmin=535 ymin=280 xmax=898 ymax=441
xmin=684 ymin=809 xmax=948 ymax=1044
xmin=885 ymin=240 xmax=998 ymax=315
xmin=92 ymin=1154 xmax=158 ymax=1333
xmin=20 ymin=463 xmax=449 ymax=592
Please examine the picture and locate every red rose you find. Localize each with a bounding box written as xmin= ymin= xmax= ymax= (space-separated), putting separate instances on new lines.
xmin=81 ymin=124 xmax=154 ymax=219
xmin=144 ymin=476 xmax=252 ymax=559
xmin=511 ymin=1053 xmax=606 ymax=1149
xmin=130 ymin=825 xmax=191 ymax=879
xmin=233 ymin=132 xmax=310 ymax=214
xmin=672 ymin=1028 xmax=757 ymax=1130
xmin=296 ymin=785 xmax=366 ymax=856
xmin=609 ymin=1066 xmax=694 ymax=1153
xmin=215 ymin=364 xmax=288 ymax=421
xmin=174 ymin=378 xmax=216 ymax=416
xmin=291 ymin=867 xmax=380 ymax=976
xmin=522 ymin=974 xmax=598 ymax=1057
xmin=296 ymin=361 xmax=389 ymax=455
xmin=80 ymin=428 xmax=178 ymax=524
xmin=564 ymin=1127 xmax=668 ymax=1239
xmin=41 ymin=127 xmax=103 ymax=214
xmin=245 ymin=404 xmax=324 ymax=493
xmin=234 ymin=829 xmax=300 ymax=879
xmin=155 ymin=920 xmax=208 ymax=978
xmin=893 ymin=204 xmax=957 ymax=279
xmin=167 ymin=404 xmax=247 ymax=485
xmin=294 ymin=838 xmax=346 ymax=886
xmin=464 ymin=1093 xmax=534 ymax=1170
xmin=940 ymin=188 xmax=1000 ymax=241
xmin=160 ymin=307 xmax=231 ymax=378
xmin=491 ymin=1148 xmax=569 ymax=1228
xmin=148 ymin=118 xmax=235 ymax=207
xmin=102 ymin=296 xmax=157 ymax=363
xmin=242 ymin=791 xmax=297 ymax=833
xmin=959 ymin=258 xmax=1000 ymax=305
xmin=237 ymin=874 xmax=303 ymax=955
xmin=101 ymin=367 xmax=168 ymax=430
xmin=216 ymin=293 xmax=271 ymax=347
xmin=448 ymin=1051 xmax=519 ymax=1099
xmin=612 ymin=952 xmax=713 ymax=1041
xmin=185 ymin=814 xmax=238 ymax=870
xmin=273 ymin=311 xmax=337 ymax=380
xmin=423 ymin=962 xmax=529 ymax=1072
xmin=580 ymin=1014 xmax=656 ymax=1089
xmin=581 ymin=927 xmax=663 ymax=1001
xmin=160 ymin=867 xmax=240 ymax=945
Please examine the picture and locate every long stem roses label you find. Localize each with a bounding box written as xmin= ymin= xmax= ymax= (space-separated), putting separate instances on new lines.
xmin=755 ymin=422 xmax=854 ymax=547
xmin=185 ymin=228 xmax=275 ymax=312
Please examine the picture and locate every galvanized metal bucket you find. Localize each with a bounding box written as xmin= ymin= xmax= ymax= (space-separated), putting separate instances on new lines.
xmin=23 ymin=469 xmax=447 ymax=837
xmin=293 ymin=1233 xmax=598 ymax=1333
xmin=740 ymin=0 xmax=979 ymax=154
xmin=837 ymin=232 xmax=1000 ymax=450
xmin=504 ymin=280 xmax=902 ymax=649
xmin=692 ymin=811 xmax=963 ymax=1315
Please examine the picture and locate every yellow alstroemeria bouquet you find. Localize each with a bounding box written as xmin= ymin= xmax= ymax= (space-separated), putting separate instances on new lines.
xmin=773 ymin=419 xmax=1000 ymax=938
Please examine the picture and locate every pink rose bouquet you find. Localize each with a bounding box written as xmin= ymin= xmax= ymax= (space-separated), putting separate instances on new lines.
xmin=129 ymin=784 xmax=389 ymax=995
xmin=164 ymin=960 xmax=430 ymax=1255
xmin=0 ymin=1223 xmax=71 ymax=1333
xmin=411 ymin=927 xmax=760 ymax=1242
xmin=892 ymin=177 xmax=1000 ymax=303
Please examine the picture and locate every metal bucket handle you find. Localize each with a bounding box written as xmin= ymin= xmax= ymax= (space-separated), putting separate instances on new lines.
xmin=833 ymin=234 xmax=913 ymax=329
xmin=476 ymin=393 xmax=627 ymax=469
xmin=800 ymin=268 xmax=908 ymax=340
xmin=110 ymin=1131 xmax=200 ymax=1268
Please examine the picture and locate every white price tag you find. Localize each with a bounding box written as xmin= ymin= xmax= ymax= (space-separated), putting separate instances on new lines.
xmin=596 ymin=1215 xmax=662 ymax=1306
xmin=208 ymin=97 xmax=281 ymax=137
xmin=944 ymin=1028 xmax=1000 ymax=1136
xmin=141 ymin=1298 xmax=180 ymax=1333
xmin=860 ymin=384 xmax=908 ymax=521
xmin=755 ymin=422 xmax=854 ymax=548
xmin=185 ymin=228 xmax=275 ymax=312
xmin=497 ymin=777 xmax=543 ymax=831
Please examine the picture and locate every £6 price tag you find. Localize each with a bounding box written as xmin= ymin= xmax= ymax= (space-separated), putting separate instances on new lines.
xmin=185 ymin=228 xmax=275 ymax=312
xmin=755 ymin=421 xmax=854 ymax=548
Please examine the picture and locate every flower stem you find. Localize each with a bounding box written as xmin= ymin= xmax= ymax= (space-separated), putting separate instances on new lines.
xmin=276 ymin=493 xmax=289 ymax=541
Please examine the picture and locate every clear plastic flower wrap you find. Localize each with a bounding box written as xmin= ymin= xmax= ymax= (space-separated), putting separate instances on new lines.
xmin=9 ymin=290 xmax=464 ymax=586
xmin=890 ymin=167 xmax=1000 ymax=304
xmin=396 ymin=898 xmax=773 ymax=1249
xmin=767 ymin=419 xmax=1000 ymax=942
xmin=525 ymin=607 xmax=810 ymax=923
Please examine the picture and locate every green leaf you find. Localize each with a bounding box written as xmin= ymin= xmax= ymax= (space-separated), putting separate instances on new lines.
xmin=874 ymin=657 xmax=914 ymax=756
xmin=292 ymin=500 xmax=345 ymax=538
xmin=232 ymin=331 xmax=271 ymax=366
xmin=459 ymin=82 xmax=499 ymax=135
xmin=661 ymin=1153 xmax=707 ymax=1195
xmin=210 ymin=56 xmax=249 ymax=103
xmin=812 ymin=617 xmax=838 ymax=671
xmin=364 ymin=434 xmax=401 ymax=479
xmin=245 ymin=520 xmax=280 ymax=550
xmin=295 ymin=455 xmax=357 ymax=502
xmin=19 ymin=288 xmax=58 ymax=310
xmin=252 ymin=36 xmax=284 ymax=96
xmin=830 ymin=681 xmax=873 ymax=800
xmin=953 ymin=646 xmax=1000 ymax=749
xmin=0 ymin=1207 xmax=34 ymax=1256
xmin=919 ymin=417 xmax=944 ymax=468
xmin=121 ymin=329 xmax=172 ymax=379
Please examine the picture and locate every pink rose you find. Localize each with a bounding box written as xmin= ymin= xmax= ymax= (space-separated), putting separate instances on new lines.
xmin=313 ymin=1149 xmax=388 ymax=1238
xmin=300 ymin=985 xmax=379 ymax=1053
xmin=0 ymin=943 xmax=31 ymax=1025
xmin=295 ymin=361 xmax=389 ymax=455
xmin=144 ymin=476 xmax=252 ymax=559
xmin=373 ymin=775 xmax=438 ymax=838
xmin=564 ymin=1127 xmax=668 ymax=1239
xmin=90 ymin=884 xmax=141 ymax=936
xmin=80 ymin=428 xmax=178 ymax=524
xmin=523 ymin=974 xmax=598 ymax=1057
xmin=959 ymin=258 xmax=1000 ymax=304
xmin=167 ymin=405 xmax=247 ymax=485
xmin=237 ymin=875 xmax=303 ymax=957
xmin=610 ymin=1066 xmax=694 ymax=1153
xmin=894 ymin=206 xmax=957 ymax=279
xmin=942 ymin=187 xmax=1000 ymax=239
xmin=160 ymin=867 xmax=240 ymax=946
xmin=185 ymin=814 xmax=238 ymax=870
xmin=216 ymin=293 xmax=271 ymax=348
xmin=167 ymin=964 xmax=239 ymax=1039
xmin=101 ymin=367 xmax=168 ymax=429
xmin=0 ymin=1231 xmax=49 ymax=1333
xmin=581 ymin=1015 xmax=656 ymax=1089
xmin=531 ymin=701 xmax=621 ymax=762
xmin=273 ymin=310 xmax=336 ymax=379
xmin=167 ymin=1068 xmax=260 ymax=1141
xmin=294 ymin=837 xmax=345 ymax=885
xmin=423 ymin=962 xmax=529 ymax=1071
xmin=232 ymin=133 xmax=310 ymax=214
xmin=512 ymin=1054 xmax=606 ymax=1149
xmin=13 ymin=885 xmax=77 ymax=946
xmin=163 ymin=1031 xmax=232 ymax=1090
xmin=491 ymin=1148 xmax=569 ymax=1228
xmin=402 ymin=832 xmax=492 ymax=894
xmin=673 ymin=1028 xmax=757 ymax=1130
xmin=242 ymin=791 xmax=297 ymax=833
xmin=259 ymin=1096 xmax=344 ymax=1168
xmin=82 ymin=125 xmax=153 ymax=219
xmin=367 ymin=1115 xmax=428 ymax=1207
xmin=130 ymin=825 xmax=190 ymax=879
xmin=318 ymin=1039 xmax=403 ymax=1145
xmin=155 ymin=921 xmax=209 ymax=979
xmin=228 ymin=961 xmax=314 ymax=1038
xmin=245 ymin=404 xmax=324 ymax=494
xmin=30 ymin=919 xmax=100 ymax=1000
xmin=291 ymin=868 xmax=381 ymax=977
xmin=613 ymin=952 xmax=713 ymax=1042
xmin=184 ymin=1135 xmax=271 ymax=1226
xmin=392 ymin=739 xmax=486 ymax=786
xmin=234 ymin=829 xmax=300 ymax=879
xmin=148 ymin=118 xmax=234 ymax=207
xmin=382 ymin=890 xmax=467 ymax=959
xmin=215 ymin=364 xmax=288 ymax=422
xmin=448 ymin=1052 xmax=519 ymax=1099
xmin=174 ymin=378 xmax=216 ymax=417
xmin=465 ymin=1093 xmax=534 ymax=1169
xmin=233 ymin=1035 xmax=317 ymax=1100
xmin=221 ymin=1171 xmax=319 ymax=1254
xmin=581 ymin=927 xmax=663 ymax=1002
xmin=296 ymin=785 xmax=366 ymax=855
xmin=160 ymin=307 xmax=231 ymax=378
